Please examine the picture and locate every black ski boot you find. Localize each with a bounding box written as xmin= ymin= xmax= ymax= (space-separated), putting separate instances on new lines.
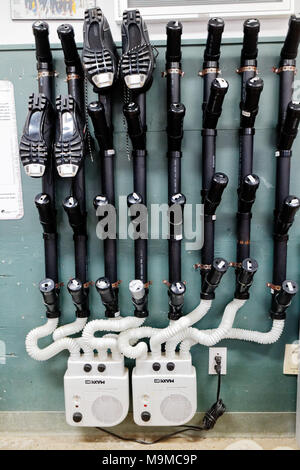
xmin=19 ymin=93 xmax=54 ymax=178
xmin=120 ymin=9 xmax=155 ymax=91
xmin=82 ymin=7 xmax=118 ymax=91
xmin=54 ymin=95 xmax=86 ymax=178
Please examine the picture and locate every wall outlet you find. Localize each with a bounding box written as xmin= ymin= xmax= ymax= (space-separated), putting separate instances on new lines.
xmin=209 ymin=347 xmax=227 ymax=375
xmin=283 ymin=344 xmax=299 ymax=375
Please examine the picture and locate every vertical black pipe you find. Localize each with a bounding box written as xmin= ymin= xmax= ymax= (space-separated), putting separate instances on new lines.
xmin=201 ymin=74 xmax=228 ymax=281
xmin=200 ymin=19 xmax=226 ymax=286
xmin=272 ymin=16 xmax=300 ymax=297
xmin=58 ymin=24 xmax=88 ymax=286
xmin=32 ymin=21 xmax=58 ymax=285
xmin=236 ymin=20 xmax=262 ymax=268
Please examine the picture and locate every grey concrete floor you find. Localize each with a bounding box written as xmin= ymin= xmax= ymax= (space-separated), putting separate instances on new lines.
xmin=0 ymin=433 xmax=299 ymax=450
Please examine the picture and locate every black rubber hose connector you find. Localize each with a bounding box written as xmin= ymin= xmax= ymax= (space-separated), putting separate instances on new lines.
xmin=275 ymin=195 xmax=300 ymax=236
xmin=67 ymin=278 xmax=89 ymax=318
xmin=238 ymin=174 xmax=260 ymax=213
xmin=123 ymin=102 xmax=146 ymax=150
xmin=270 ymin=280 xmax=298 ymax=319
xmin=278 ymin=101 xmax=300 ymax=151
xmin=201 ymin=258 xmax=229 ymax=300
xmin=57 ymin=24 xmax=81 ymax=67
xmin=280 ymin=15 xmax=300 ymax=61
xmin=63 ymin=196 xmax=86 ymax=235
xmin=39 ymin=278 xmax=60 ymax=318
xmin=169 ymin=281 xmax=186 ymax=320
xmin=203 ymin=78 xmax=229 ymax=129
xmin=204 ymin=172 xmax=229 ymax=215
xmin=235 ymin=258 xmax=258 ymax=300
xmin=241 ymin=76 xmax=264 ymax=127
xmin=204 ymin=17 xmax=225 ymax=62
xmin=167 ymin=103 xmax=186 ymax=151
xmin=241 ymin=18 xmax=260 ymax=61
xmin=88 ymin=101 xmax=113 ymax=150
xmin=33 ymin=21 xmax=52 ymax=63
xmin=166 ymin=21 xmax=183 ymax=62
xmin=35 ymin=193 xmax=56 ymax=234
xmin=95 ymin=277 xmax=119 ymax=318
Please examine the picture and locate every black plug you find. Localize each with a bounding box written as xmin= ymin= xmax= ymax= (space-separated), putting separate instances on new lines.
xmin=214 ymin=355 xmax=222 ymax=375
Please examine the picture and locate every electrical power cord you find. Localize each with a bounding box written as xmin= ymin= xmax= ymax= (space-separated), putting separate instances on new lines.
xmin=96 ymin=356 xmax=226 ymax=445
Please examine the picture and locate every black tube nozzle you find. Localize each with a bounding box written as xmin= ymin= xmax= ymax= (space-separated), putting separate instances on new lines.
xmin=201 ymin=258 xmax=229 ymax=300
xmin=123 ymin=102 xmax=146 ymax=150
xmin=57 ymin=24 xmax=81 ymax=68
xmin=278 ymin=101 xmax=300 ymax=150
xmin=241 ymin=18 xmax=260 ymax=62
xmin=95 ymin=277 xmax=119 ymax=318
xmin=204 ymin=172 xmax=228 ymax=215
xmin=127 ymin=192 xmax=143 ymax=208
xmin=129 ymin=279 xmax=148 ymax=318
xmin=203 ymin=78 xmax=229 ymax=129
xmin=270 ymin=280 xmax=298 ymax=319
xmin=35 ymin=193 xmax=56 ymax=234
xmin=32 ymin=21 xmax=52 ymax=64
xmin=169 ymin=193 xmax=186 ymax=241
xmin=167 ymin=103 xmax=186 ymax=151
xmin=241 ymin=76 xmax=264 ymax=127
xmin=67 ymin=278 xmax=89 ymax=318
xmin=63 ymin=196 xmax=86 ymax=235
xmin=166 ymin=21 xmax=182 ymax=62
xmin=168 ymin=281 xmax=186 ymax=320
xmin=280 ymin=15 xmax=300 ymax=61
xmin=275 ymin=195 xmax=300 ymax=236
xmin=204 ymin=18 xmax=225 ymax=62
xmin=238 ymin=174 xmax=260 ymax=213
xmin=88 ymin=101 xmax=113 ymax=150
xmin=39 ymin=278 xmax=60 ymax=318
xmin=235 ymin=258 xmax=258 ymax=300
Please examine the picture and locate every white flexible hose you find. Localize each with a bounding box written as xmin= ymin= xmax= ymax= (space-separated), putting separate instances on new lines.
xmin=118 ymin=326 xmax=159 ymax=359
xmin=82 ymin=316 xmax=145 ymax=353
xmin=26 ymin=318 xmax=81 ymax=361
xmin=117 ymin=301 xmax=212 ymax=360
xmin=52 ymin=317 xmax=88 ymax=341
xmin=96 ymin=334 xmax=121 ymax=360
xmin=75 ymin=337 xmax=94 ymax=359
xmin=170 ymin=298 xmax=246 ymax=355
xmin=150 ymin=300 xmax=212 ymax=357
xmin=223 ymin=320 xmax=285 ymax=343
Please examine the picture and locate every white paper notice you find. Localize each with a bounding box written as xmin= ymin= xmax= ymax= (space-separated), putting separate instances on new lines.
xmin=0 ymin=81 xmax=23 ymax=220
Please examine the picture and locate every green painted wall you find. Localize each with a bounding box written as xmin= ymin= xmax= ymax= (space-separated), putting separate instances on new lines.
xmin=0 ymin=38 xmax=299 ymax=414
